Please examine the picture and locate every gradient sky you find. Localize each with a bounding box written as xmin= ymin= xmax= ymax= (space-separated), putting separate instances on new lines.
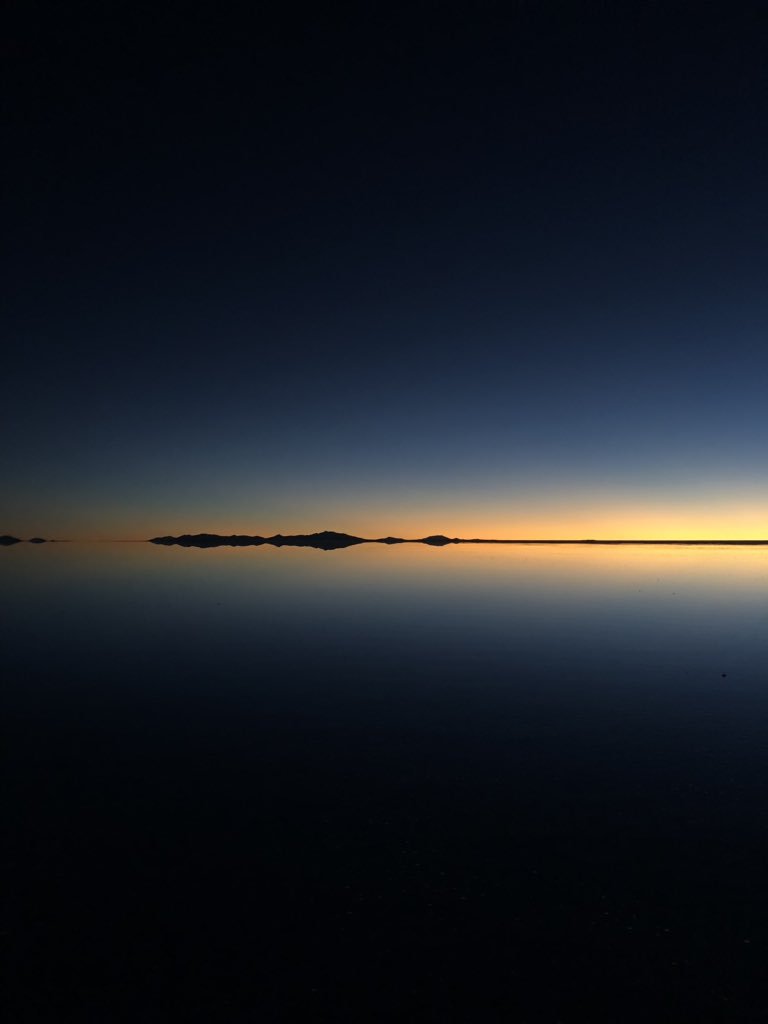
xmin=3 ymin=2 xmax=767 ymax=539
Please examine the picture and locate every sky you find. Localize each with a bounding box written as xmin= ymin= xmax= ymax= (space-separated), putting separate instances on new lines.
xmin=3 ymin=1 xmax=767 ymax=539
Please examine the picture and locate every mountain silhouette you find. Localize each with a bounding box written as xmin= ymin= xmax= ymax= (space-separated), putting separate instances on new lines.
xmin=150 ymin=531 xmax=365 ymax=550
xmin=151 ymin=534 xmax=266 ymax=548
xmin=4 ymin=531 xmax=767 ymax=549
xmin=148 ymin=532 xmax=768 ymax=549
xmin=0 ymin=536 xmax=49 ymax=545
xmin=267 ymin=531 xmax=365 ymax=549
xmin=150 ymin=532 xmax=468 ymax=550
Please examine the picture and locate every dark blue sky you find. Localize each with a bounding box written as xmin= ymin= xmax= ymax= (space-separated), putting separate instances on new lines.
xmin=3 ymin=2 xmax=767 ymax=537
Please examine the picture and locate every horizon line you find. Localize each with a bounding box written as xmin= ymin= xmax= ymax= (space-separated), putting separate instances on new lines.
xmin=4 ymin=537 xmax=768 ymax=546
xmin=4 ymin=530 xmax=768 ymax=546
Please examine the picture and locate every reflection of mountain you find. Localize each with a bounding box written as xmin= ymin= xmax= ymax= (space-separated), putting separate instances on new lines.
xmin=269 ymin=531 xmax=365 ymax=549
xmin=4 ymin=531 xmax=767 ymax=549
xmin=150 ymin=532 xmax=768 ymax=549
xmin=152 ymin=534 xmax=266 ymax=548
xmin=151 ymin=531 xmax=365 ymax=550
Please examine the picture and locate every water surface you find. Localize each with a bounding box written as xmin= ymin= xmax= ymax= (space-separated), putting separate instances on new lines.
xmin=5 ymin=543 xmax=768 ymax=1021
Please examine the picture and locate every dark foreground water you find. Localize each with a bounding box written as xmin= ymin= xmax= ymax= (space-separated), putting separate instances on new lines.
xmin=4 ymin=542 xmax=768 ymax=1022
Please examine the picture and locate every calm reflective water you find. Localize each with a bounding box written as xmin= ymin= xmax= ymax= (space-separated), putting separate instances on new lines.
xmin=5 ymin=543 xmax=768 ymax=1021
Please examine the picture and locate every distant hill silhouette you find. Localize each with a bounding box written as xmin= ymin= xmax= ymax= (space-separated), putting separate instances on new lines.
xmin=152 ymin=534 xmax=266 ymax=548
xmin=151 ymin=531 xmax=365 ymax=550
xmin=149 ymin=532 xmax=768 ymax=549
xmin=3 ymin=531 xmax=767 ymax=549
xmin=269 ymin=531 xmax=365 ymax=549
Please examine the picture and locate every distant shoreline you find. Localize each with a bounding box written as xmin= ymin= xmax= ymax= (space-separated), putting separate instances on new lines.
xmin=147 ymin=531 xmax=768 ymax=550
xmin=4 ymin=533 xmax=767 ymax=549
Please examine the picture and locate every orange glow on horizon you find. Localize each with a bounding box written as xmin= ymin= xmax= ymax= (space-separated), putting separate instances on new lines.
xmin=9 ymin=486 xmax=766 ymax=542
xmin=33 ymin=508 xmax=767 ymax=542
